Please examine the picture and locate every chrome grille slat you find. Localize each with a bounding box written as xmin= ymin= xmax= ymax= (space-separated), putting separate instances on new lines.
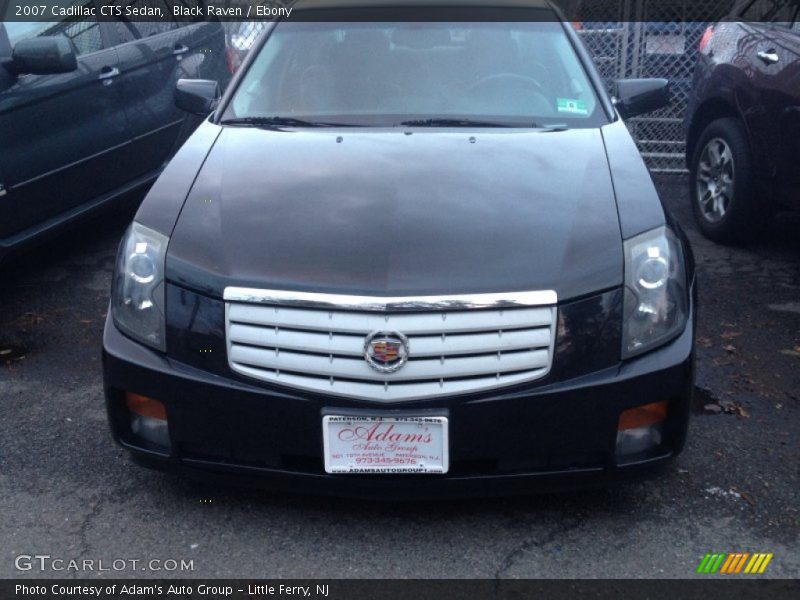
xmin=230 ymin=346 xmax=550 ymax=382
xmin=228 ymin=323 xmax=552 ymax=358
xmin=229 ymin=323 xmax=364 ymax=356
xmin=225 ymin=289 xmax=557 ymax=402
xmin=230 ymin=366 xmax=549 ymax=403
xmin=225 ymin=287 xmax=557 ymax=311
xmin=228 ymin=304 xmax=553 ymax=335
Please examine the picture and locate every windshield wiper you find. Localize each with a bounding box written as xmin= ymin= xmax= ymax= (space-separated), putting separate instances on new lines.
xmin=219 ymin=116 xmax=350 ymax=128
xmin=398 ymin=118 xmax=513 ymax=128
xmin=540 ymin=123 xmax=570 ymax=132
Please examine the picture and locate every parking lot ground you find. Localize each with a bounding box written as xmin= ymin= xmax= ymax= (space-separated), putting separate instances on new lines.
xmin=0 ymin=178 xmax=798 ymax=579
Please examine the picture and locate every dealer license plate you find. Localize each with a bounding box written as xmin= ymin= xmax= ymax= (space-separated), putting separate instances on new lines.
xmin=323 ymin=415 xmax=449 ymax=474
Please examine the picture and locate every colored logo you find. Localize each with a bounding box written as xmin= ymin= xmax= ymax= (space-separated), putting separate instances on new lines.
xmin=697 ymin=553 xmax=773 ymax=574
xmin=363 ymin=331 xmax=409 ymax=374
xmin=372 ymin=341 xmax=400 ymax=362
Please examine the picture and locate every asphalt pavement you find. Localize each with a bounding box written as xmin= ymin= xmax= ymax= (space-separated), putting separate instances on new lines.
xmin=0 ymin=177 xmax=798 ymax=579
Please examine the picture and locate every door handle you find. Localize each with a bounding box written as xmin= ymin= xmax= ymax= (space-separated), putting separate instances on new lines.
xmin=98 ymin=67 xmax=120 ymax=81
xmin=757 ymin=50 xmax=779 ymax=65
xmin=173 ymin=44 xmax=189 ymax=55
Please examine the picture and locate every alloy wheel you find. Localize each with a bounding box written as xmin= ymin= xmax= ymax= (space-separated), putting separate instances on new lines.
xmin=696 ymin=137 xmax=735 ymax=224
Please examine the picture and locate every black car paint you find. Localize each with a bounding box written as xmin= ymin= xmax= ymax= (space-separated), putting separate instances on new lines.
xmin=167 ymin=125 xmax=623 ymax=300
xmin=0 ymin=17 xmax=231 ymax=259
xmin=143 ymin=114 xmax=668 ymax=302
xmin=103 ymin=5 xmax=696 ymax=496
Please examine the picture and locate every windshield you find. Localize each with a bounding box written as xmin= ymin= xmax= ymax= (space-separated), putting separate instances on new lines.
xmin=225 ymin=21 xmax=607 ymax=128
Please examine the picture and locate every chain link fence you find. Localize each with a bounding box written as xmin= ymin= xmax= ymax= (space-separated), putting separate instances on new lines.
xmin=221 ymin=1 xmax=273 ymax=64
xmin=562 ymin=0 xmax=735 ymax=173
xmin=221 ymin=0 xmax=735 ymax=174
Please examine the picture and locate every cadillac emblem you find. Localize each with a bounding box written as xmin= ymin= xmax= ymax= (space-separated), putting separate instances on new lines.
xmin=363 ymin=331 xmax=409 ymax=374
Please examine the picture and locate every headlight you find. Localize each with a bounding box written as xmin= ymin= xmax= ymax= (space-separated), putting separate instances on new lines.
xmin=111 ymin=222 xmax=168 ymax=352
xmin=622 ymin=226 xmax=688 ymax=359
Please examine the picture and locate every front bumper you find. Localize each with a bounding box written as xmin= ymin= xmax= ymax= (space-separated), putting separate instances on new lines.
xmin=103 ymin=303 xmax=694 ymax=499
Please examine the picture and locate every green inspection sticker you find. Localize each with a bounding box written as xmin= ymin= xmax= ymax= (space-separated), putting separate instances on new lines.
xmin=557 ymin=98 xmax=589 ymax=115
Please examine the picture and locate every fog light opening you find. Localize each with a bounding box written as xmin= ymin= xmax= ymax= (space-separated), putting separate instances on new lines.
xmin=616 ymin=401 xmax=668 ymax=457
xmin=125 ymin=392 xmax=170 ymax=449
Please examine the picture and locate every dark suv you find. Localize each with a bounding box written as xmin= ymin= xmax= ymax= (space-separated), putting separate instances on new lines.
xmin=685 ymin=0 xmax=800 ymax=243
xmin=0 ymin=2 xmax=231 ymax=262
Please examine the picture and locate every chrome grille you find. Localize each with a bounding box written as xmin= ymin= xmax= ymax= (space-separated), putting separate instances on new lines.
xmin=224 ymin=288 xmax=557 ymax=403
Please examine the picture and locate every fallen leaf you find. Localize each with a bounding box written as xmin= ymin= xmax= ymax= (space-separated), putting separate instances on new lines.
xmin=0 ymin=345 xmax=27 ymax=362
xmin=739 ymin=491 xmax=756 ymax=506
xmin=704 ymin=403 xmax=722 ymax=414
xmin=721 ymin=331 xmax=742 ymax=340
xmin=723 ymin=344 xmax=736 ymax=354
xmin=780 ymin=349 xmax=800 ymax=358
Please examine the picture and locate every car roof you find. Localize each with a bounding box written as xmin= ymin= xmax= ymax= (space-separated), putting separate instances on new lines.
xmin=292 ymin=0 xmax=554 ymax=12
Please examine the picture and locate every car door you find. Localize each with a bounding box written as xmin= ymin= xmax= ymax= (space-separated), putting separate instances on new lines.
xmin=109 ymin=0 xmax=199 ymax=181
xmin=0 ymin=15 xmax=129 ymax=241
xmin=736 ymin=0 xmax=800 ymax=202
xmin=767 ymin=18 xmax=800 ymax=208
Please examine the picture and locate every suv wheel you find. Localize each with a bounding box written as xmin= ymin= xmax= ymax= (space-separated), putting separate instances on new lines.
xmin=690 ymin=118 xmax=767 ymax=243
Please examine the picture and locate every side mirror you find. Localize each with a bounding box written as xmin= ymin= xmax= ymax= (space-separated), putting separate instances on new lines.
xmin=12 ymin=37 xmax=77 ymax=75
xmin=614 ymin=78 xmax=670 ymax=119
xmin=175 ymin=79 xmax=221 ymax=115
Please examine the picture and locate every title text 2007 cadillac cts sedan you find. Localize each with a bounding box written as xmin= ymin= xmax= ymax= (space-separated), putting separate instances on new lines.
xmin=103 ymin=1 xmax=696 ymax=497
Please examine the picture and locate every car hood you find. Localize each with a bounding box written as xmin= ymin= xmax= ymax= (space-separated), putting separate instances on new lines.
xmin=167 ymin=127 xmax=623 ymax=301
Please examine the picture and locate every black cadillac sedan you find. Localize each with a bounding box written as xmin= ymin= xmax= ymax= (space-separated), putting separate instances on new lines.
xmin=103 ymin=0 xmax=696 ymax=497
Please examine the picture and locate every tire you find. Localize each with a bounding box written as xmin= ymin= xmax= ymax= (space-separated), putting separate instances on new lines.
xmin=689 ymin=117 xmax=768 ymax=244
